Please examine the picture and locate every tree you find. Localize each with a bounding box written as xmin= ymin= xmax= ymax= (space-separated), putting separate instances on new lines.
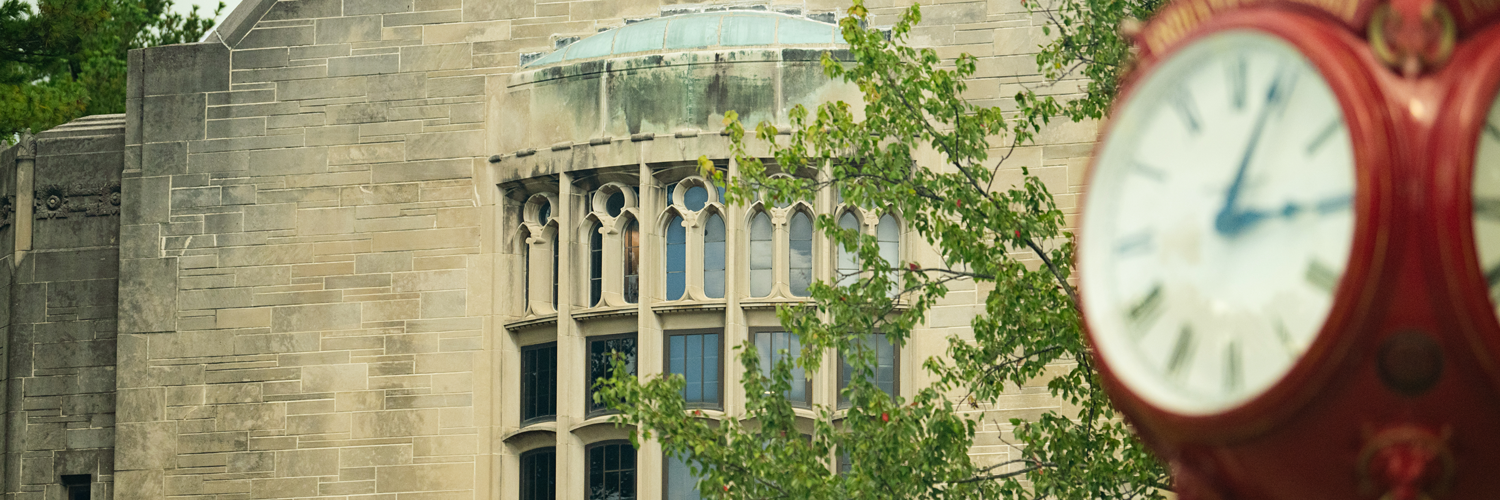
xmin=0 ymin=0 xmax=220 ymax=139
xmin=595 ymin=0 xmax=1171 ymax=499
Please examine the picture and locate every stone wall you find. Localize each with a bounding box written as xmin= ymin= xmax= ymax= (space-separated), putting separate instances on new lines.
xmin=0 ymin=115 xmax=126 ymax=500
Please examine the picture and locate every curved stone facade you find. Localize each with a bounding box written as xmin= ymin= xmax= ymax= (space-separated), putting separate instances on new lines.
xmin=0 ymin=0 xmax=1098 ymax=499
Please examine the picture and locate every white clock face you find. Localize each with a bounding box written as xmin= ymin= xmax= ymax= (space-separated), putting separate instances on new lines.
xmin=1081 ymin=30 xmax=1357 ymax=415
xmin=1472 ymin=94 xmax=1500 ymax=318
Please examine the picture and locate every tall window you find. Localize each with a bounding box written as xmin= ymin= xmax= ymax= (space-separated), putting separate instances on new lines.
xmin=666 ymin=215 xmax=686 ymax=300
xmin=665 ymin=453 xmax=705 ymax=500
xmin=878 ymin=214 xmax=899 ymax=296
xmin=749 ymin=212 xmax=772 ymax=297
xmin=754 ymin=331 xmax=809 ymax=406
xmin=520 ymin=448 xmax=556 ymax=500
xmin=551 ymin=233 xmax=560 ymax=310
xmin=837 ymin=212 xmax=860 ymax=287
xmin=590 ymin=223 xmax=603 ymax=307
xmin=588 ymin=334 xmax=638 ymax=415
xmin=521 ymin=342 xmax=557 ymax=424
xmin=668 ymin=332 xmax=721 ymax=408
xmin=789 ymin=211 xmax=812 ymax=296
xmin=61 ymin=475 xmax=89 ymax=500
xmin=623 ymin=219 xmax=639 ymax=303
xmin=521 ymin=228 xmax=532 ymax=310
xmin=587 ymin=441 xmax=637 ymax=500
xmin=704 ymin=213 xmax=725 ymax=299
xmin=839 ymin=334 xmax=897 ymax=408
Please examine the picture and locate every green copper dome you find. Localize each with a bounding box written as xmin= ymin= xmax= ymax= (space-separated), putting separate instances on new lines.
xmin=524 ymin=11 xmax=844 ymax=68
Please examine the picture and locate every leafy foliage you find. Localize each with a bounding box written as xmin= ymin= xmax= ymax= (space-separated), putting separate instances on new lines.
xmin=595 ymin=1 xmax=1171 ymax=499
xmin=1030 ymin=0 xmax=1166 ymax=120
xmin=0 ymin=0 xmax=221 ymax=139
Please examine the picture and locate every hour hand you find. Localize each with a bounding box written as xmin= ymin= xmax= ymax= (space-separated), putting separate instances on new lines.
xmin=1214 ymin=67 xmax=1298 ymax=236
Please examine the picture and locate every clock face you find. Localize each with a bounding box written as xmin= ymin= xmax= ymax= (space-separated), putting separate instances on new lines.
xmin=1081 ymin=30 xmax=1357 ymax=415
xmin=1473 ymin=94 xmax=1500 ymax=319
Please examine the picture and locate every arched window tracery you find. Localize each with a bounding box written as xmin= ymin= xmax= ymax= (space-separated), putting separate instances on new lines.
xmin=789 ymin=210 xmax=813 ymax=296
xmin=749 ymin=211 xmax=773 ymax=297
xmin=704 ymin=212 xmax=726 ymax=299
xmin=665 ymin=214 xmax=686 ymax=301
xmin=589 ymin=221 xmax=603 ymax=307
xmin=623 ymin=217 xmax=640 ymax=304
xmin=837 ymin=210 xmax=861 ymax=287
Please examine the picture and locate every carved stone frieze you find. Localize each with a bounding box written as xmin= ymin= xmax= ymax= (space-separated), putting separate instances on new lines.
xmin=34 ymin=182 xmax=122 ymax=220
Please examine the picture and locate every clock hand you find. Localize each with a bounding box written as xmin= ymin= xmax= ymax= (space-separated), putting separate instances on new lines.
xmin=1273 ymin=193 xmax=1353 ymax=218
xmin=1214 ymin=66 xmax=1298 ymax=236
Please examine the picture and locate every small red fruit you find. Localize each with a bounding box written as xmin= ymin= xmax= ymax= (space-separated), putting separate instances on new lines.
xmin=1014 ymin=230 xmax=1021 ymax=238
xmin=908 ymin=262 xmax=919 ymax=271
xmin=881 ymin=412 xmax=889 ymax=422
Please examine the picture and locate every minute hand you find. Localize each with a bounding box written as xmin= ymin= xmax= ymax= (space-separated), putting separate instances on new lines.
xmin=1214 ymin=68 xmax=1297 ymax=236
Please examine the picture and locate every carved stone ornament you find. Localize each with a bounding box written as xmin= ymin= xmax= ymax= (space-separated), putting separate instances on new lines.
xmin=14 ymin=131 xmax=34 ymax=160
xmin=34 ymin=181 xmax=122 ymax=220
xmin=0 ymin=195 xmax=14 ymax=229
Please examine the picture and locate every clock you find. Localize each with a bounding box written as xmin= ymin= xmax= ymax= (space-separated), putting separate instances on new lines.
xmin=1081 ymin=19 xmax=1385 ymax=426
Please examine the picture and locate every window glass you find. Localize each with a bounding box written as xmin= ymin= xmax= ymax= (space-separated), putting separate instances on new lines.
xmin=520 ymin=448 xmax=557 ymax=500
xmin=879 ymin=214 xmax=900 ymax=297
xmin=551 ymin=233 xmax=560 ymax=310
xmin=789 ymin=212 xmax=812 ymax=296
xmin=839 ymin=334 xmax=896 ymax=408
xmin=587 ymin=441 xmax=637 ymax=500
xmin=704 ymin=214 xmax=725 ymax=299
xmin=749 ymin=212 xmax=773 ymax=297
xmin=624 ymin=219 xmax=639 ymax=303
xmin=590 ymin=223 xmax=603 ymax=307
xmin=522 ymin=228 xmax=531 ymax=310
xmin=837 ymin=212 xmax=860 ymax=287
xmin=606 ymin=191 xmax=625 ymax=217
xmin=669 ymin=332 xmax=720 ymax=407
xmin=666 ymin=216 xmax=686 ymax=300
xmin=685 ymin=186 xmax=708 ymax=211
xmin=753 ymin=331 xmax=808 ymax=405
xmin=521 ymin=342 xmax=557 ymax=424
xmin=665 ymin=453 xmax=705 ymax=500
xmin=588 ymin=335 xmax=638 ymax=415
xmin=538 ymin=200 xmax=551 ymax=223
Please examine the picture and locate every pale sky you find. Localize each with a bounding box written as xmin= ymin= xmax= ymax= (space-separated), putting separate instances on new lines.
xmin=178 ymin=0 xmax=243 ymax=33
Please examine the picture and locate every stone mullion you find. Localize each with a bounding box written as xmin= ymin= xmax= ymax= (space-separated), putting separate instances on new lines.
xmin=637 ymin=158 xmax=665 ymax=500
xmin=555 ymin=172 xmax=585 ymax=500
xmin=725 ymin=157 xmax=747 ymax=423
xmin=815 ymin=162 xmax=836 ymax=409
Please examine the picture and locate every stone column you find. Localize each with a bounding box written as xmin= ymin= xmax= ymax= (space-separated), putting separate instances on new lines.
xmin=556 ymin=172 xmax=583 ymax=500
xmin=636 ymin=154 xmax=664 ymax=500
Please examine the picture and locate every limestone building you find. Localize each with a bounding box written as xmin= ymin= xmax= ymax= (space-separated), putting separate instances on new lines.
xmin=0 ymin=0 xmax=1095 ymax=498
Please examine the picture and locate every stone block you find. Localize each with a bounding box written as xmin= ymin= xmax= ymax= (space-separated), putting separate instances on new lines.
xmin=66 ymin=427 xmax=114 ymax=449
xmin=362 ymin=299 xmax=419 ymax=322
xmin=278 ymin=76 xmax=367 ymax=101
xmin=117 ymin=388 xmax=164 ymax=422
xmin=218 ymin=307 xmax=272 ymax=328
xmin=341 ymin=445 xmax=412 ymax=467
xmin=208 ymin=116 xmax=267 ymax=138
xmin=249 ymin=146 xmax=329 ymax=175
xmin=179 ymin=430 xmax=248 ymax=454
xmin=301 ymin=363 xmax=368 ymax=392
xmin=151 ymin=330 xmax=234 ymax=358
xmin=251 ymin=477 xmax=318 ymax=499
xmin=337 ymin=391 xmax=384 ymax=412
xmin=371 ymin=158 xmax=470 ymax=183
xmin=372 ymin=227 xmax=479 ymax=252
xmin=326 ymin=274 xmax=392 ymax=289
xmin=267 ymin=112 xmax=326 ymax=129
xmin=414 ymin=352 xmax=471 ymax=374
xmin=143 ymin=140 xmax=188 ymax=176
xmin=413 ymin=435 xmax=474 ymax=456
xmin=204 ymin=212 xmax=243 ymax=233
xmin=179 ymin=287 xmax=252 ymax=311
xmin=277 ymin=448 xmax=339 ymax=477
xmin=330 ymin=143 xmax=404 ymax=165
xmin=142 ymin=94 xmax=206 ymax=142
xmin=220 ymin=243 xmax=315 ymax=267
xmin=329 ymin=54 xmax=399 ymax=76
xmin=286 ymin=412 xmax=351 ymax=434
xmin=462 ymin=0 xmax=530 ymax=21
xmin=348 ymin=0 xmax=410 ymax=14
xmin=243 ymin=203 xmax=296 ymax=231
xmin=262 ymin=0 xmax=341 ymax=20
xmin=368 ymin=73 xmax=426 ymax=101
xmin=423 ymin=20 xmax=510 ymax=44
xmin=172 ymin=186 xmax=222 ymax=209
xmin=34 ymin=340 xmax=116 ymax=369
xmin=188 ymin=150 xmax=249 ymax=173
xmin=205 ymin=383 xmax=262 ymax=404
xmin=399 ymin=44 xmax=471 ymax=72
xmin=405 ymin=130 xmax=483 ymax=160
xmin=143 ymin=42 xmax=230 ymax=96
xmin=316 ymin=16 xmax=382 ymax=44
xmin=374 ymin=463 xmax=473 ymax=493
xmin=420 ymin=290 xmax=465 ymax=318
xmin=296 ymin=206 xmax=355 ymax=235
xmin=427 ymin=76 xmax=483 ymax=98
xmin=355 ymin=252 xmax=413 ymax=273
xmin=116 ymin=470 xmax=164 ymax=500
xmin=215 ymin=403 xmax=286 ymax=431
xmin=239 ymin=26 xmax=315 ymax=49
xmin=35 ymin=247 xmax=118 ymax=282
xmin=116 ymin=423 xmax=177 ymax=469
xmin=228 ymin=451 xmax=275 ymax=473
xmin=271 ymin=302 xmax=361 ymax=332
xmin=351 ymin=409 xmax=439 ymax=438
xmin=328 ymin=103 xmax=389 ymax=124
xmin=232 ymin=48 xmax=290 ymax=69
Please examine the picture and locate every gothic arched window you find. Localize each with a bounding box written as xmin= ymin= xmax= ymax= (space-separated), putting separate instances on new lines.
xmin=589 ymin=222 xmax=603 ymax=307
xmin=749 ymin=212 xmax=773 ymax=297
xmin=837 ymin=211 xmax=860 ymax=287
xmin=789 ymin=211 xmax=813 ymax=296
xmin=704 ymin=213 xmax=726 ymax=299
xmin=623 ymin=218 xmax=640 ymax=304
xmin=666 ymin=215 xmax=686 ymax=300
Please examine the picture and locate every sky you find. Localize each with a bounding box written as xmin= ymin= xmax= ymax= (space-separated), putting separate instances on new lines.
xmin=179 ymin=0 xmax=243 ymax=33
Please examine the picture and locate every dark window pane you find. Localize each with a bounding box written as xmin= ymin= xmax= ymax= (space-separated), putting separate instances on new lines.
xmin=552 ymin=233 xmax=560 ymax=310
xmin=591 ymin=223 xmax=603 ymax=307
xmin=837 ymin=212 xmax=859 ymax=287
xmin=521 ymin=343 xmax=557 ymax=423
xmin=522 ymin=228 xmax=531 ymax=309
xmin=538 ymin=200 xmax=551 ymax=223
xmin=668 ymin=332 xmax=720 ymax=407
xmin=588 ymin=442 xmax=637 ymax=500
xmin=839 ymin=334 xmax=897 ymax=408
xmin=685 ymin=186 xmax=708 ymax=211
xmin=589 ymin=336 xmax=638 ymax=414
xmin=520 ymin=448 xmax=556 ymax=500
xmin=754 ymin=331 xmax=808 ymax=405
xmin=623 ymin=220 xmax=639 ymax=303
xmin=749 ymin=212 xmax=772 ymax=297
xmin=606 ymin=191 xmax=625 ymax=217
xmin=704 ymin=214 xmax=725 ymax=299
xmin=666 ymin=454 xmax=704 ymax=500
xmin=666 ymin=216 xmax=686 ymax=300
xmin=879 ymin=214 xmax=900 ymax=297
xmin=789 ymin=212 xmax=812 ymax=296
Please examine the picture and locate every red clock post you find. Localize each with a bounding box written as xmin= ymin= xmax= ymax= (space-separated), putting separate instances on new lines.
xmin=1080 ymin=0 xmax=1500 ymax=498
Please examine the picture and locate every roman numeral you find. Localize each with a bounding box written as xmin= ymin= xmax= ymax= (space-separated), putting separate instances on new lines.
xmin=1274 ymin=318 xmax=1297 ymax=355
xmin=1227 ymin=55 xmax=1247 ymax=110
xmin=1172 ymin=90 xmax=1202 ymax=134
xmin=1305 ymin=117 xmax=1343 ymax=156
xmin=1166 ymin=325 xmax=1196 ymax=379
xmin=1125 ymin=284 xmax=1163 ymax=336
xmin=1129 ymin=161 xmax=1167 ymax=182
xmin=1475 ymin=197 xmax=1500 ymax=220
xmin=1115 ymin=230 xmax=1154 ymax=255
xmin=1223 ymin=340 xmax=1242 ymax=393
xmin=1305 ymin=259 xmax=1340 ymax=294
